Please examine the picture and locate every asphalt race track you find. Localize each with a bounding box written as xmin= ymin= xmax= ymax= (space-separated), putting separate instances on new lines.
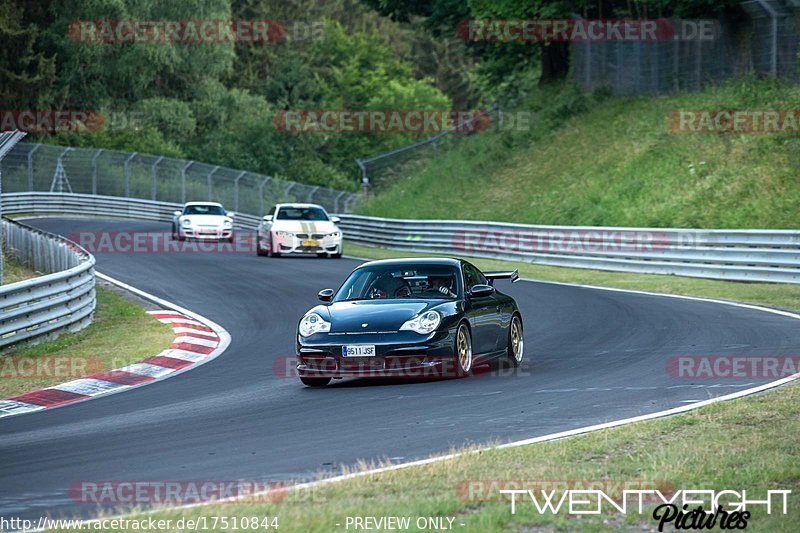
xmin=3 ymin=218 xmax=800 ymax=520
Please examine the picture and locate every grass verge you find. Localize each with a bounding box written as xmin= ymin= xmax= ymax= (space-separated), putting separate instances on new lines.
xmin=70 ymin=244 xmax=800 ymax=532
xmin=358 ymin=78 xmax=800 ymax=229
xmin=0 ymin=275 xmax=176 ymax=398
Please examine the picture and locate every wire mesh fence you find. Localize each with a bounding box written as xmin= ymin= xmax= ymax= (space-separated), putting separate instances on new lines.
xmin=355 ymin=107 xmax=499 ymax=191
xmin=0 ymin=143 xmax=362 ymax=216
xmin=573 ymin=9 xmax=799 ymax=95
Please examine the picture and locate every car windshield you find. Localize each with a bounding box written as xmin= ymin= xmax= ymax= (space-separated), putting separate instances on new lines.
xmin=333 ymin=264 xmax=461 ymax=302
xmin=276 ymin=207 xmax=329 ymax=221
xmin=184 ymin=205 xmax=225 ymax=216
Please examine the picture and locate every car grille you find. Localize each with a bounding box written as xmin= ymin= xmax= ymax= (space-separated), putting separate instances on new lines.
xmin=296 ymin=233 xmax=326 ymax=239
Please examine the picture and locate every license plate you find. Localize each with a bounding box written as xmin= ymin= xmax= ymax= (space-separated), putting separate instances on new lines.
xmin=302 ymin=239 xmax=319 ymax=247
xmin=342 ymin=345 xmax=376 ymax=357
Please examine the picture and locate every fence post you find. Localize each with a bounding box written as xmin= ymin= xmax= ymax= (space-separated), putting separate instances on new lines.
xmin=180 ymin=161 xmax=192 ymax=204
xmin=207 ymin=166 xmax=219 ymax=201
xmin=27 ymin=143 xmax=41 ymax=191
xmin=283 ymin=182 xmax=296 ymax=202
xmin=333 ymin=190 xmax=346 ymax=214
xmin=258 ymin=177 xmax=272 ymax=215
xmin=306 ymin=186 xmax=320 ymax=203
xmin=356 ymin=159 xmax=368 ymax=193
xmin=123 ymin=152 xmax=137 ymax=197
xmin=234 ymin=171 xmax=246 ymax=212
xmin=91 ymin=148 xmax=103 ymax=195
xmin=151 ymin=155 xmax=164 ymax=201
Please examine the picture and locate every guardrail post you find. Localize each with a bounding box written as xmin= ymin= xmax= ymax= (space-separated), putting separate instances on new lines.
xmin=27 ymin=143 xmax=41 ymax=191
xmin=207 ymin=165 xmax=219 ymax=201
xmin=151 ymin=155 xmax=164 ymax=201
xmin=234 ymin=171 xmax=246 ymax=212
xmin=123 ymin=152 xmax=137 ymax=197
xmin=91 ymin=148 xmax=103 ymax=195
xmin=180 ymin=161 xmax=193 ymax=204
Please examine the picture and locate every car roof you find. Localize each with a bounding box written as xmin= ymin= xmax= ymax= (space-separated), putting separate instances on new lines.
xmin=357 ymin=258 xmax=462 ymax=269
xmin=185 ymin=201 xmax=224 ymax=207
xmin=275 ymin=203 xmax=325 ymax=210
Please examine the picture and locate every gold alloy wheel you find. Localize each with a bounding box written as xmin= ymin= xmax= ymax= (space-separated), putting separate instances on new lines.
xmin=457 ymin=325 xmax=472 ymax=373
xmin=510 ymin=316 xmax=523 ymax=363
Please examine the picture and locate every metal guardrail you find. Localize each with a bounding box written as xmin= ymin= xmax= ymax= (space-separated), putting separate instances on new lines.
xmin=0 ymin=217 xmax=95 ymax=348
xmin=3 ymin=193 xmax=799 ymax=285
xmin=335 ymin=214 xmax=800 ymax=285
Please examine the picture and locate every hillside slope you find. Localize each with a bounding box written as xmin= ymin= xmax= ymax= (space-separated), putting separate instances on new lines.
xmin=358 ymin=79 xmax=800 ymax=229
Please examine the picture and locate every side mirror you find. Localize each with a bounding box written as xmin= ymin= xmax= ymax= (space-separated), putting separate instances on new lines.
xmin=318 ymin=288 xmax=334 ymax=302
xmin=263 ymin=215 xmax=273 ymax=222
xmin=227 ymin=211 xmax=235 ymax=218
xmin=469 ymin=284 xmax=494 ymax=298
xmin=330 ymin=216 xmax=341 ymax=223
xmin=173 ymin=210 xmax=182 ymax=217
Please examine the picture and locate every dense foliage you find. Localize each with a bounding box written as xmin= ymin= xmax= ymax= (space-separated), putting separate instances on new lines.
xmin=1 ymin=0 xmax=747 ymax=190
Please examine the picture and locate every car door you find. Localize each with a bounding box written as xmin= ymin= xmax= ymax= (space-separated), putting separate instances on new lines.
xmin=462 ymin=262 xmax=501 ymax=355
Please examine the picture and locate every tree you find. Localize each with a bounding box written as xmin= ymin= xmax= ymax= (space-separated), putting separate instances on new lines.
xmin=0 ymin=1 xmax=56 ymax=108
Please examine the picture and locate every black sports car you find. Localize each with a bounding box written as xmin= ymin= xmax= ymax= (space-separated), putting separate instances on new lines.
xmin=295 ymin=258 xmax=524 ymax=387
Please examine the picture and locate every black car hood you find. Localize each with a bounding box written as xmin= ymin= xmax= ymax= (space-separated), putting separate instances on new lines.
xmin=323 ymin=299 xmax=445 ymax=332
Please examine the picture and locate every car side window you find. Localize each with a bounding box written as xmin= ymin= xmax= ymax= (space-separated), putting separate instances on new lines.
xmin=462 ymin=263 xmax=487 ymax=289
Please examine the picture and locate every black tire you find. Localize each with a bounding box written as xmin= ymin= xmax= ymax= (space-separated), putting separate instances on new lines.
xmin=178 ymin=232 xmax=186 ymax=242
xmin=330 ymin=252 xmax=342 ymax=259
xmin=171 ymin=224 xmax=177 ymax=240
xmin=256 ymin=242 xmax=268 ymax=256
xmin=454 ymin=323 xmax=473 ymax=377
xmin=506 ymin=314 xmax=524 ymax=367
xmin=300 ymin=376 xmax=331 ymax=387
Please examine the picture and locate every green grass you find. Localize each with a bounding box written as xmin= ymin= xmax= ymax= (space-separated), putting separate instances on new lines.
xmin=59 ymin=245 xmax=800 ymax=532
xmin=1 ymin=252 xmax=39 ymax=284
xmin=81 ymin=382 xmax=799 ymax=532
xmin=0 ymin=284 xmax=175 ymax=398
xmin=358 ymin=79 xmax=800 ymax=229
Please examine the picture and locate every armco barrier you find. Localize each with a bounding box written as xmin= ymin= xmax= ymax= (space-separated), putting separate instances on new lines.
xmin=334 ymin=215 xmax=800 ymax=284
xmin=3 ymin=192 xmax=799 ymax=284
xmin=0 ymin=217 xmax=95 ymax=348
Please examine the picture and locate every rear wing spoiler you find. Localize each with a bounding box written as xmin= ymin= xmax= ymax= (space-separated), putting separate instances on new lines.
xmin=484 ymin=269 xmax=519 ymax=284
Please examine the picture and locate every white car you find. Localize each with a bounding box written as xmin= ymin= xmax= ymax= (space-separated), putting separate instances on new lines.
xmin=172 ymin=202 xmax=235 ymax=242
xmin=257 ymin=203 xmax=342 ymax=258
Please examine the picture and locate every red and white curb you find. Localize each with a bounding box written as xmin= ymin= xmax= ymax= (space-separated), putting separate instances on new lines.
xmin=0 ymin=273 xmax=230 ymax=419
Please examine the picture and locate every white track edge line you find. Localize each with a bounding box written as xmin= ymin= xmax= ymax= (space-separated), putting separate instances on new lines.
xmin=0 ymin=272 xmax=230 ymax=420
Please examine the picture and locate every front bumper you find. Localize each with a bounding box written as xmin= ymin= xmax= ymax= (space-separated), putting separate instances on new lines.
xmin=181 ymin=227 xmax=232 ymax=239
xmin=261 ymin=231 xmax=342 ymax=255
xmin=296 ymin=328 xmax=460 ymax=378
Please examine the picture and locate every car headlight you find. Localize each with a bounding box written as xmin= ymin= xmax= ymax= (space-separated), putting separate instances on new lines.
xmin=327 ymin=231 xmax=341 ymax=238
xmin=181 ymin=219 xmax=191 ymax=227
xmin=299 ymin=313 xmax=331 ymax=337
xmin=275 ymin=230 xmax=293 ymax=237
xmin=223 ymin=220 xmax=233 ymax=228
xmin=399 ymin=310 xmax=441 ymax=334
